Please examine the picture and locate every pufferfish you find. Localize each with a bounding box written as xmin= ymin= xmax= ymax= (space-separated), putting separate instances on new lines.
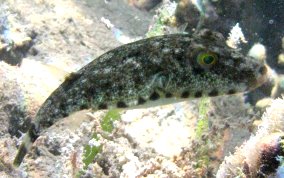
xmin=13 ymin=29 xmax=267 ymax=166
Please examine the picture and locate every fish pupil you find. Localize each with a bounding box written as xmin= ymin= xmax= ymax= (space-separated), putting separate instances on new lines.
xmin=203 ymin=55 xmax=214 ymax=64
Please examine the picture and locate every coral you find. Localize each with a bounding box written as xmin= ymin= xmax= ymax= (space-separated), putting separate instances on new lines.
xmin=226 ymin=23 xmax=247 ymax=49
xmin=216 ymin=97 xmax=284 ymax=177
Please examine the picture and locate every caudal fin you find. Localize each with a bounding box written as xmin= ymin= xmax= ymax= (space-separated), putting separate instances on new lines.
xmin=13 ymin=124 xmax=39 ymax=166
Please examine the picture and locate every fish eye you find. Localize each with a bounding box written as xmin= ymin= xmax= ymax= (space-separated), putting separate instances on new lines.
xmin=197 ymin=52 xmax=218 ymax=68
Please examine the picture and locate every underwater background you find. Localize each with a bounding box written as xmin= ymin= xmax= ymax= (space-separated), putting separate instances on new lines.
xmin=0 ymin=0 xmax=284 ymax=177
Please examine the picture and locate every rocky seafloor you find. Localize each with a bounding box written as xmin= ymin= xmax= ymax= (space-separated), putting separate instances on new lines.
xmin=0 ymin=0 xmax=284 ymax=177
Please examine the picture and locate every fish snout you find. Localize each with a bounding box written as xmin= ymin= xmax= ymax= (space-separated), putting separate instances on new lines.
xmin=253 ymin=64 xmax=268 ymax=89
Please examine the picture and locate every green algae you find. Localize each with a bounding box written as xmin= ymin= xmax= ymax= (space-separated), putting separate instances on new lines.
xmin=196 ymin=98 xmax=210 ymax=139
xmin=194 ymin=98 xmax=211 ymax=168
xmin=100 ymin=109 xmax=121 ymax=133
xmin=82 ymin=109 xmax=121 ymax=170
xmin=82 ymin=133 xmax=102 ymax=170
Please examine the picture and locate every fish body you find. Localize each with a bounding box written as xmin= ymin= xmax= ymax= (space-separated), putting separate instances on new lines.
xmin=13 ymin=29 xmax=267 ymax=165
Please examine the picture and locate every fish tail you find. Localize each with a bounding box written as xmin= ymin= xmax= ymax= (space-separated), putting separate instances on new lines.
xmin=13 ymin=123 xmax=39 ymax=166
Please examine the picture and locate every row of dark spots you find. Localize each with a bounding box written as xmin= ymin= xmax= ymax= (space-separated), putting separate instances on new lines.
xmin=148 ymin=90 xmax=204 ymax=99
xmin=180 ymin=88 xmax=237 ymax=98
xmin=90 ymin=88 xmax=238 ymax=111
xmin=116 ymin=96 xmax=148 ymax=108
xmin=147 ymin=90 xmax=207 ymax=99
xmin=108 ymin=90 xmax=166 ymax=109
xmin=180 ymin=90 xmax=203 ymax=98
xmin=97 ymin=102 xmax=124 ymax=110
xmin=95 ymin=88 xmax=238 ymax=110
xmin=150 ymin=91 xmax=173 ymax=99
xmin=96 ymin=96 xmax=148 ymax=110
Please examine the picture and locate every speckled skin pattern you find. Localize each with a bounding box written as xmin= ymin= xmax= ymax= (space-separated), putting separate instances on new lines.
xmin=14 ymin=29 xmax=267 ymax=165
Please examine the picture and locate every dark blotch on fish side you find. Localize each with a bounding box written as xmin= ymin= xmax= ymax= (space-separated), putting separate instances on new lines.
xmin=149 ymin=91 xmax=160 ymax=100
xmin=138 ymin=97 xmax=147 ymax=105
xmin=117 ymin=101 xmax=128 ymax=108
xmin=181 ymin=91 xmax=190 ymax=98
xmin=208 ymin=89 xmax=219 ymax=97
xmin=165 ymin=92 xmax=173 ymax=98
xmin=194 ymin=91 xmax=203 ymax=98
xmin=228 ymin=89 xmax=236 ymax=95
xmin=98 ymin=103 xmax=108 ymax=110
xmin=80 ymin=102 xmax=89 ymax=109
xmin=62 ymin=112 xmax=68 ymax=118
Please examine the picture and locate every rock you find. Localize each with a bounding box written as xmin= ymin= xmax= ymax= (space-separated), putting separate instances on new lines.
xmin=248 ymin=43 xmax=266 ymax=61
xmin=0 ymin=56 xmax=72 ymax=137
xmin=246 ymin=66 xmax=277 ymax=104
xmin=175 ymin=0 xmax=200 ymax=32
xmin=217 ymin=98 xmax=284 ymax=178
xmin=278 ymin=76 xmax=284 ymax=95
xmin=0 ymin=0 xmax=281 ymax=177
xmin=0 ymin=134 xmax=20 ymax=178
xmin=271 ymin=74 xmax=284 ymax=98
xmin=278 ymin=53 xmax=284 ymax=67
xmin=0 ymin=62 xmax=31 ymax=137
xmin=255 ymin=97 xmax=273 ymax=113
xmin=0 ymin=8 xmax=35 ymax=65
xmin=19 ymin=94 xmax=255 ymax=177
xmin=128 ymin=0 xmax=162 ymax=11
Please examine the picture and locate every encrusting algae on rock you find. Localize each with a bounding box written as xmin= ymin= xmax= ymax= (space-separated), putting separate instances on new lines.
xmin=13 ymin=29 xmax=268 ymax=166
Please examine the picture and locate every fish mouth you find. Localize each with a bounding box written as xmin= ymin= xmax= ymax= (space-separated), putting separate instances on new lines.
xmin=249 ymin=64 xmax=268 ymax=90
xmin=256 ymin=65 xmax=268 ymax=85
